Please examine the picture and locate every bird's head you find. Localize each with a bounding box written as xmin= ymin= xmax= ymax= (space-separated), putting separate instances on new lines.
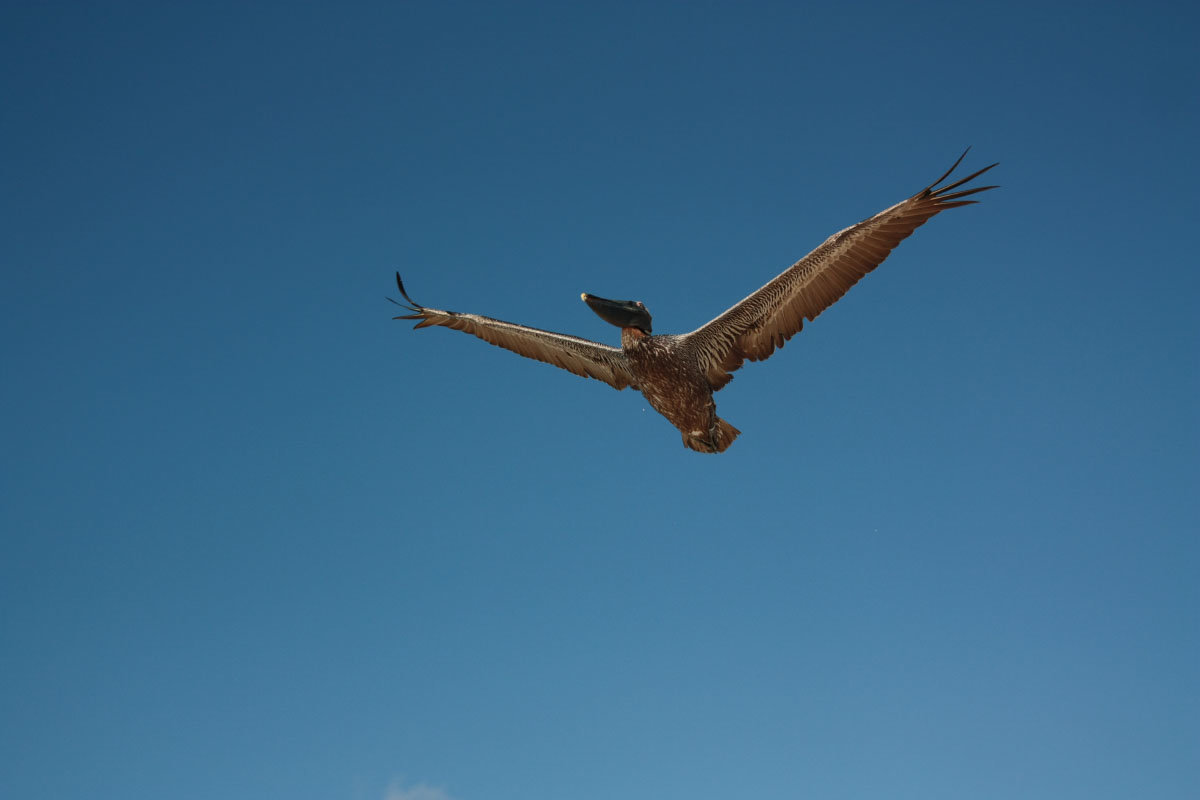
xmin=580 ymin=293 xmax=652 ymax=334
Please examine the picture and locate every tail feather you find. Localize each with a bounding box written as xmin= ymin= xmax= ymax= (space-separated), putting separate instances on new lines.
xmin=682 ymin=417 xmax=741 ymax=454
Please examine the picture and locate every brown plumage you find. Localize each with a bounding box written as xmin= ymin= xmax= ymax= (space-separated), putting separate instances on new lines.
xmin=392 ymin=151 xmax=997 ymax=453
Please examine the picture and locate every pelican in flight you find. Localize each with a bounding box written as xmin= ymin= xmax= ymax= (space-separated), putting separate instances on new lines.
xmin=392 ymin=152 xmax=996 ymax=453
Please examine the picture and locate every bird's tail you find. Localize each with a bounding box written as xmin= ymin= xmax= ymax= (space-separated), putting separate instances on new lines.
xmin=682 ymin=418 xmax=741 ymax=454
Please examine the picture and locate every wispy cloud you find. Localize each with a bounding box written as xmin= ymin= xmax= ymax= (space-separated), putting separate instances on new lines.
xmin=384 ymin=779 xmax=456 ymax=800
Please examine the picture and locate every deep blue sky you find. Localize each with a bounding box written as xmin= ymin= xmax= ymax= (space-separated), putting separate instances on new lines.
xmin=2 ymin=2 xmax=1196 ymax=799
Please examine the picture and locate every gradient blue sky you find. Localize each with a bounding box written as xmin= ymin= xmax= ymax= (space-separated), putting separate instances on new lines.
xmin=2 ymin=2 xmax=1197 ymax=799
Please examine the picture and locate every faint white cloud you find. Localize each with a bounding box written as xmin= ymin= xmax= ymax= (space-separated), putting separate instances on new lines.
xmin=384 ymin=778 xmax=456 ymax=800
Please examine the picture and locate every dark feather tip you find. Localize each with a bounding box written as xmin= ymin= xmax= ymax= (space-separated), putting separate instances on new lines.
xmin=394 ymin=272 xmax=424 ymax=309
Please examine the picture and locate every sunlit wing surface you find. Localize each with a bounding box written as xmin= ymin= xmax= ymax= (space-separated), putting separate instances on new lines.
xmin=390 ymin=275 xmax=638 ymax=391
xmin=686 ymin=152 xmax=997 ymax=390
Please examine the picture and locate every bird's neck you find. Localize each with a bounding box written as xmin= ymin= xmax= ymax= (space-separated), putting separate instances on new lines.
xmin=621 ymin=327 xmax=648 ymax=348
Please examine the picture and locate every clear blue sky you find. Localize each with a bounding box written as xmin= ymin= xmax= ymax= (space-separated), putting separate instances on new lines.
xmin=2 ymin=2 xmax=1196 ymax=799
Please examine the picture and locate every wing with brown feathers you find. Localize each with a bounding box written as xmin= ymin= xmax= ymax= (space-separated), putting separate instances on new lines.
xmin=390 ymin=274 xmax=638 ymax=391
xmin=686 ymin=152 xmax=997 ymax=390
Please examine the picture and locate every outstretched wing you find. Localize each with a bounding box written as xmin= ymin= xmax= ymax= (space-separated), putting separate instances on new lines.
xmin=390 ymin=273 xmax=638 ymax=391
xmin=686 ymin=152 xmax=997 ymax=390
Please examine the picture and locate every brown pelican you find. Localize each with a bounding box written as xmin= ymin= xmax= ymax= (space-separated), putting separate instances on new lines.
xmin=392 ymin=152 xmax=996 ymax=453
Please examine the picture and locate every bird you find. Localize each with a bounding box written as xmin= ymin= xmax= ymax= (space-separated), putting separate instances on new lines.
xmin=391 ymin=151 xmax=996 ymax=453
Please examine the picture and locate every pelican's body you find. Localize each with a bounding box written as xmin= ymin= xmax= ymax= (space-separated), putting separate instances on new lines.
xmin=619 ymin=330 xmax=741 ymax=453
xmin=391 ymin=152 xmax=997 ymax=453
